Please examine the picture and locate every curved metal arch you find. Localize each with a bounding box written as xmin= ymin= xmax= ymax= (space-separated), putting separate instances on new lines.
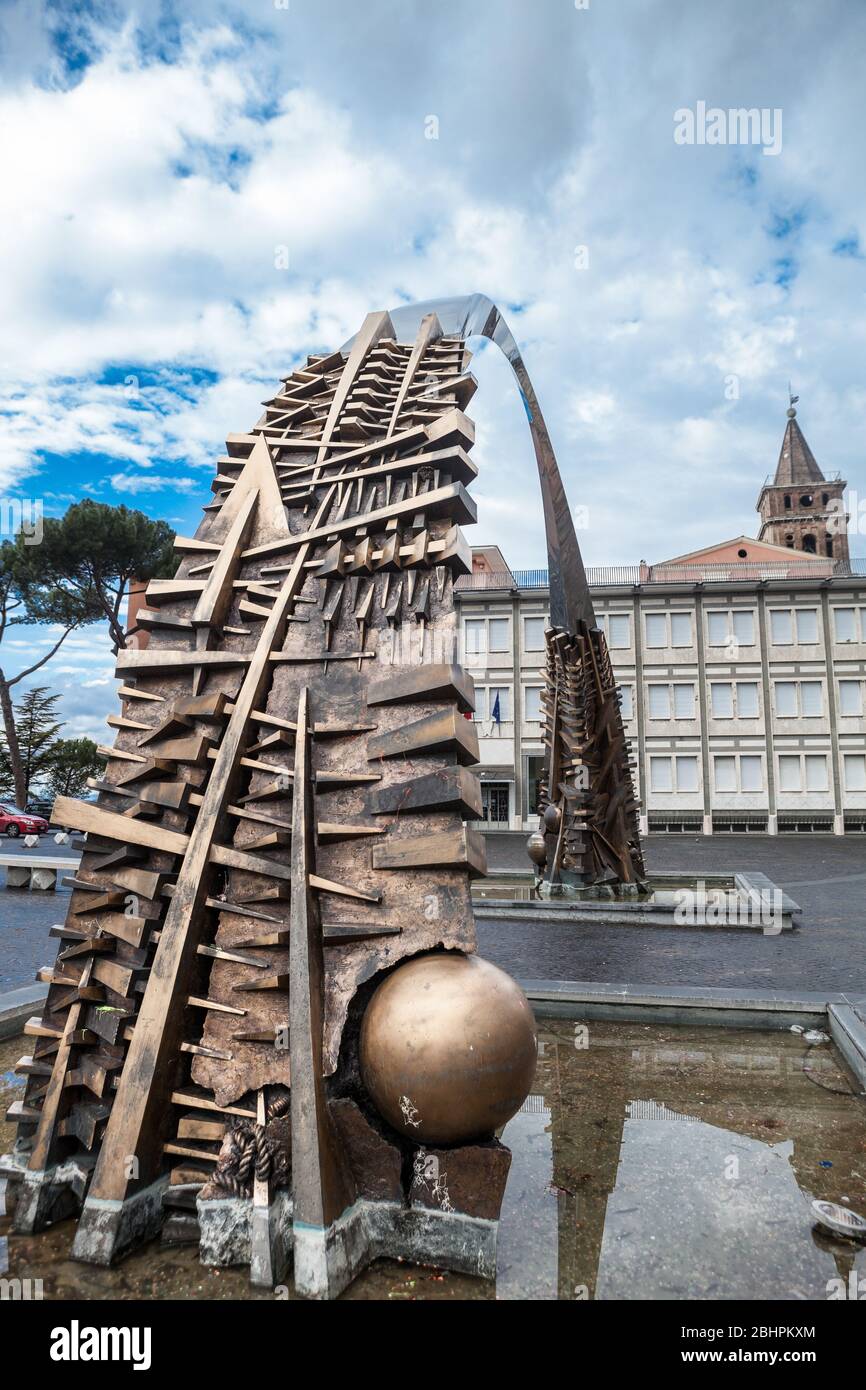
xmin=344 ymin=293 xmax=595 ymax=634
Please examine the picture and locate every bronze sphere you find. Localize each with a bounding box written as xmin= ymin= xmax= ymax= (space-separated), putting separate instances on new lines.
xmin=359 ymin=952 xmax=537 ymax=1144
xmin=542 ymin=802 xmax=562 ymax=833
xmin=526 ymin=830 xmax=547 ymax=867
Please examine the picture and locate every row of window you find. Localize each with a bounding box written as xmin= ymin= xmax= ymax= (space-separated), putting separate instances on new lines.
xmin=628 ymin=678 xmax=864 ymax=720
xmin=601 ymin=606 xmax=866 ymax=650
xmin=464 ymin=606 xmax=866 ymax=657
xmin=475 ymin=677 xmax=866 ymax=726
xmin=649 ymin=752 xmax=866 ymax=795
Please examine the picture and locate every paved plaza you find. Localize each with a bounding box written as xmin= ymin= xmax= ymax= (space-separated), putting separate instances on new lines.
xmin=0 ymin=834 xmax=864 ymax=997
xmin=478 ymin=834 xmax=866 ymax=996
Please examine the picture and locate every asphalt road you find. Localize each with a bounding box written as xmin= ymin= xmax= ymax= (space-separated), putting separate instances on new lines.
xmin=0 ymin=833 xmax=864 ymax=996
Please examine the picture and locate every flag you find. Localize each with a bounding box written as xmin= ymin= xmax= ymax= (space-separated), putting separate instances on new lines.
xmin=491 ymin=691 xmax=501 ymax=725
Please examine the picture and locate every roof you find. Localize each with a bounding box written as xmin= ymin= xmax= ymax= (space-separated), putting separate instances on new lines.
xmin=656 ymin=534 xmax=828 ymax=567
xmin=772 ymin=409 xmax=825 ymax=488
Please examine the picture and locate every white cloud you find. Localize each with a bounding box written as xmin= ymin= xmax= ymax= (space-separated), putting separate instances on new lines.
xmin=109 ymin=473 xmax=198 ymax=494
xmin=0 ymin=0 xmax=863 ymax=574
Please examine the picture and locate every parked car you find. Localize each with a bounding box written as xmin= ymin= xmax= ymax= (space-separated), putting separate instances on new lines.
xmin=0 ymin=804 xmax=49 ymax=838
xmin=25 ymin=798 xmax=54 ymax=822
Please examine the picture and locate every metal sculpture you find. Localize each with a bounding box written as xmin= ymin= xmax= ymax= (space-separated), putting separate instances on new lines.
xmin=1 ymin=295 xmax=643 ymax=1297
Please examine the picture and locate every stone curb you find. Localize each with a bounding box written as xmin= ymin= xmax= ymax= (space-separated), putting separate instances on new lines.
xmin=519 ymin=978 xmax=835 ymax=1030
xmin=0 ymin=984 xmax=49 ymax=1041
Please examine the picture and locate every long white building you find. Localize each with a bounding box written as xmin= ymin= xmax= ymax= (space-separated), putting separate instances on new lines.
xmin=455 ymin=407 xmax=866 ymax=836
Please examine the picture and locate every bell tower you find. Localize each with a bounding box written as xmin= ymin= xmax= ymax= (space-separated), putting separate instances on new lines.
xmin=757 ymin=400 xmax=849 ymax=564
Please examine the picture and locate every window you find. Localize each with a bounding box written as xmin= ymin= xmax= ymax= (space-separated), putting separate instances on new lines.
xmin=844 ymin=754 xmax=866 ymax=792
xmin=737 ymin=682 xmax=760 ymax=718
xmin=775 ymin=681 xmax=797 ymax=717
xmin=707 ymin=609 xmax=755 ymax=647
xmin=740 ymin=756 xmax=762 ymax=792
xmin=463 ymin=616 xmax=510 ymax=659
xmin=524 ymin=686 xmax=542 ymax=722
xmin=650 ymin=757 xmax=672 ymax=792
xmin=609 ymin=613 xmax=630 ymax=648
xmin=774 ymin=680 xmax=823 ymax=717
xmin=796 ymin=609 xmax=818 ymax=644
xmin=676 ymin=756 xmax=699 ymax=793
xmin=598 ymin=612 xmax=631 ymax=649
xmin=645 ymin=611 xmax=693 ymax=648
xmin=713 ymin=755 xmax=763 ymax=793
xmin=778 ymin=754 xmax=830 ymax=793
xmin=839 ymin=680 xmax=863 ymax=716
xmin=649 ymin=755 xmax=698 ymax=793
xmin=523 ymin=617 xmax=546 ymax=651
xmin=770 ymin=610 xmax=792 ymax=645
xmin=778 ymin=755 xmax=802 ymax=792
xmin=648 ymin=685 xmax=670 ymax=719
xmin=800 ymin=681 xmax=822 ymax=716
xmin=464 ymin=618 xmax=485 ymax=656
xmin=617 ymin=685 xmax=634 ymax=721
xmin=710 ymin=682 xmax=734 ymax=718
xmin=673 ymin=684 xmax=696 ymax=719
xmin=646 ymin=684 xmax=695 ymax=720
xmin=805 ymin=755 xmax=828 ymax=792
xmin=771 ymin=607 xmax=819 ymax=644
xmin=670 ymin=612 xmax=693 ymax=647
xmin=711 ymin=681 xmax=760 ymax=719
xmin=474 ymin=687 xmax=512 ymax=725
xmin=645 ymin=613 xmax=667 ymax=648
xmin=833 ymin=607 xmax=866 ymax=643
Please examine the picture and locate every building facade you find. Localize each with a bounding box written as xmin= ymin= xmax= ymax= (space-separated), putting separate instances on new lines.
xmin=455 ymin=409 xmax=866 ymax=836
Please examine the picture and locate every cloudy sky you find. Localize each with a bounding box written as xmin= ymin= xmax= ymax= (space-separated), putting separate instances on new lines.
xmin=1 ymin=0 xmax=865 ymax=746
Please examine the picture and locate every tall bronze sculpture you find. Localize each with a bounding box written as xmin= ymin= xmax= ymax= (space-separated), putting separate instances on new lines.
xmin=1 ymin=295 xmax=643 ymax=1296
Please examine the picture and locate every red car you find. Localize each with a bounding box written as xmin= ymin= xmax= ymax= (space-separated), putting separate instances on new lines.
xmin=0 ymin=804 xmax=49 ymax=838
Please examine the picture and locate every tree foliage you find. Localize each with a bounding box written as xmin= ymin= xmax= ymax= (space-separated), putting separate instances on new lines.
xmin=43 ymin=737 xmax=102 ymax=800
xmin=36 ymin=499 xmax=176 ymax=651
xmin=0 ymin=687 xmax=62 ymax=801
xmin=0 ymin=499 xmax=175 ymax=805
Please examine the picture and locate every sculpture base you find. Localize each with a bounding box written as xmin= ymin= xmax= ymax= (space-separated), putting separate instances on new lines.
xmin=1 ymin=1149 xmax=91 ymax=1234
xmin=293 ymin=1198 xmax=500 ymax=1299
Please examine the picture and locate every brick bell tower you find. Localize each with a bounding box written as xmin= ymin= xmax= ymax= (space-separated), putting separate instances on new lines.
xmin=756 ymin=397 xmax=849 ymax=565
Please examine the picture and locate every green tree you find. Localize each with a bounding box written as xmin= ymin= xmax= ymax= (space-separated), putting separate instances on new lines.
xmin=43 ymin=737 xmax=102 ymax=800
xmin=0 ymin=500 xmax=176 ymax=805
xmin=0 ymin=687 xmax=62 ymax=804
xmin=0 ymin=522 xmax=102 ymax=807
xmin=40 ymin=499 xmax=176 ymax=652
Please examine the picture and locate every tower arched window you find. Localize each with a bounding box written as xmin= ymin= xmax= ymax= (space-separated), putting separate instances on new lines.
xmin=784 ymin=495 xmax=792 ymax=509
xmin=803 ymin=534 xmax=817 ymax=554
xmin=825 ymin=537 xmax=834 ymax=558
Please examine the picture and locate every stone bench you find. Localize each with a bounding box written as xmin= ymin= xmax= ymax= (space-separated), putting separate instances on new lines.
xmin=0 ymin=853 xmax=81 ymax=892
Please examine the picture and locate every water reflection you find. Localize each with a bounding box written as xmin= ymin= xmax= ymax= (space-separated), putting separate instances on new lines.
xmin=1 ymin=1024 xmax=864 ymax=1300
xmin=498 ymin=1023 xmax=866 ymax=1300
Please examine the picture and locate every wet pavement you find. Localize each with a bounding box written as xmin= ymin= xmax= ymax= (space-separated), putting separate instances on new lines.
xmin=2 ymin=1023 xmax=865 ymax=1300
